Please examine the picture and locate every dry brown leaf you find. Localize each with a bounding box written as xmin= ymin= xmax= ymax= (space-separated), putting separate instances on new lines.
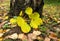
xmin=49 ymin=32 xmax=57 ymax=40
xmin=0 ymin=21 xmax=7 ymax=28
xmin=28 ymin=33 xmax=37 ymax=40
xmin=44 ymin=37 xmax=50 ymax=41
xmin=18 ymin=34 xmax=27 ymax=40
xmin=33 ymin=30 xmax=41 ymax=36
xmin=0 ymin=37 xmax=3 ymax=41
xmin=0 ymin=29 xmax=3 ymax=33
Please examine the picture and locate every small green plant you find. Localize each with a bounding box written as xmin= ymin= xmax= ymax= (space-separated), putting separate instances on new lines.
xmin=3 ymin=24 xmax=10 ymax=29
xmin=3 ymin=39 xmax=13 ymax=41
xmin=39 ymin=26 xmax=47 ymax=32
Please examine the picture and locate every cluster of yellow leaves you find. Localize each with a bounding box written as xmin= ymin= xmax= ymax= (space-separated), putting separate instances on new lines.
xmin=30 ymin=18 xmax=43 ymax=29
xmin=17 ymin=17 xmax=31 ymax=33
xmin=10 ymin=7 xmax=43 ymax=33
xmin=25 ymin=7 xmax=43 ymax=29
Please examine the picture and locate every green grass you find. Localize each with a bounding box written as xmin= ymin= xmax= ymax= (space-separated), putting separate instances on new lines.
xmin=44 ymin=0 xmax=60 ymax=5
xmin=42 ymin=0 xmax=60 ymax=28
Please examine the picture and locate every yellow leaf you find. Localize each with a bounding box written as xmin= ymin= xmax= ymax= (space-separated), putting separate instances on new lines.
xmin=19 ymin=11 xmax=23 ymax=16
xmin=58 ymin=39 xmax=60 ymax=41
xmin=25 ymin=7 xmax=33 ymax=15
xmin=21 ymin=24 xmax=31 ymax=33
xmin=0 ymin=37 xmax=3 ymax=41
xmin=17 ymin=16 xmax=31 ymax=33
xmin=30 ymin=20 xmax=38 ymax=28
xmin=10 ymin=18 xmax=17 ymax=24
xmin=30 ymin=18 xmax=43 ymax=29
xmin=4 ymin=16 xmax=9 ymax=19
xmin=29 ymin=12 xmax=40 ymax=19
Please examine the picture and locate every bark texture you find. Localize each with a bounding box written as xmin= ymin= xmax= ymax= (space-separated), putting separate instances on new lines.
xmin=8 ymin=0 xmax=44 ymax=18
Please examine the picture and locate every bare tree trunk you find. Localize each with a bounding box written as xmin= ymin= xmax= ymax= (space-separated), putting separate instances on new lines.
xmin=8 ymin=0 xmax=44 ymax=18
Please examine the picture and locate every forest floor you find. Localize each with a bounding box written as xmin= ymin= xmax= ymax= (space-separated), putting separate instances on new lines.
xmin=0 ymin=0 xmax=60 ymax=41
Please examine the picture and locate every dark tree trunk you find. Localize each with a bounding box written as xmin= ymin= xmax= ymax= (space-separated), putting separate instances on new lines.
xmin=8 ymin=0 xmax=44 ymax=18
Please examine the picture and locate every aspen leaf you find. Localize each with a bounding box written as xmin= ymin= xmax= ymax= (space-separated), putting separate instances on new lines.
xmin=10 ymin=18 xmax=17 ymax=24
xmin=17 ymin=16 xmax=31 ymax=33
xmin=25 ymin=7 xmax=33 ymax=15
